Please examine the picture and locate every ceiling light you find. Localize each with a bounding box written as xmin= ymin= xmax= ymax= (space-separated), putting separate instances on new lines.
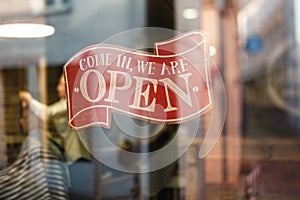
xmin=182 ymin=8 xmax=199 ymax=20
xmin=209 ymin=45 xmax=217 ymax=56
xmin=0 ymin=23 xmax=55 ymax=38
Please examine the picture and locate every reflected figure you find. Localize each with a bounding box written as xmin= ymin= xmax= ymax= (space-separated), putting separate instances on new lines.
xmin=0 ymin=101 xmax=69 ymax=200
xmin=19 ymin=74 xmax=94 ymax=199
xmin=19 ymin=74 xmax=90 ymax=163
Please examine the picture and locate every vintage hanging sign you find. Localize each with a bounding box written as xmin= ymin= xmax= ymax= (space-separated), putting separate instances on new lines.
xmin=64 ymin=31 xmax=212 ymax=129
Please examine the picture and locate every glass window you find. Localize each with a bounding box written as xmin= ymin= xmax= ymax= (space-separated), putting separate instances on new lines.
xmin=0 ymin=0 xmax=299 ymax=199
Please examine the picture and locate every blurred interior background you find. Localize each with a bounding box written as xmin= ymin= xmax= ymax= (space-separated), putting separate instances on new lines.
xmin=0 ymin=0 xmax=300 ymax=199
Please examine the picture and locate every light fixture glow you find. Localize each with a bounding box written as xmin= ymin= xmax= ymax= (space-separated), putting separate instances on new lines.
xmin=182 ymin=8 xmax=199 ymax=20
xmin=0 ymin=23 xmax=55 ymax=38
xmin=209 ymin=45 xmax=217 ymax=56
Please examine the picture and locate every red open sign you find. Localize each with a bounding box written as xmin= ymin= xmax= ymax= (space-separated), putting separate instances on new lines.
xmin=64 ymin=31 xmax=212 ymax=129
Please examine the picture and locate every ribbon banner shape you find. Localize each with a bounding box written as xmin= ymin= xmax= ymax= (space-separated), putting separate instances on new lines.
xmin=64 ymin=31 xmax=212 ymax=129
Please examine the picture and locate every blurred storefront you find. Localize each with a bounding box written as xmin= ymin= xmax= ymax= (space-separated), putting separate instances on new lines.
xmin=0 ymin=0 xmax=299 ymax=199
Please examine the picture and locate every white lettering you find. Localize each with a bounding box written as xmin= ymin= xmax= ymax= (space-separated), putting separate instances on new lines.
xmin=137 ymin=60 xmax=156 ymax=74
xmin=179 ymin=59 xmax=188 ymax=72
xmin=169 ymin=61 xmax=180 ymax=74
xmin=129 ymin=76 xmax=158 ymax=112
xmin=79 ymin=54 xmax=113 ymax=71
xmin=87 ymin=56 xmax=95 ymax=68
xmin=79 ymin=59 xmax=87 ymax=70
xmin=160 ymin=62 xmax=171 ymax=75
xmin=80 ymin=70 xmax=106 ymax=102
xmin=116 ymin=55 xmax=132 ymax=69
xmin=104 ymin=70 xmax=132 ymax=103
xmin=159 ymin=73 xmax=192 ymax=112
